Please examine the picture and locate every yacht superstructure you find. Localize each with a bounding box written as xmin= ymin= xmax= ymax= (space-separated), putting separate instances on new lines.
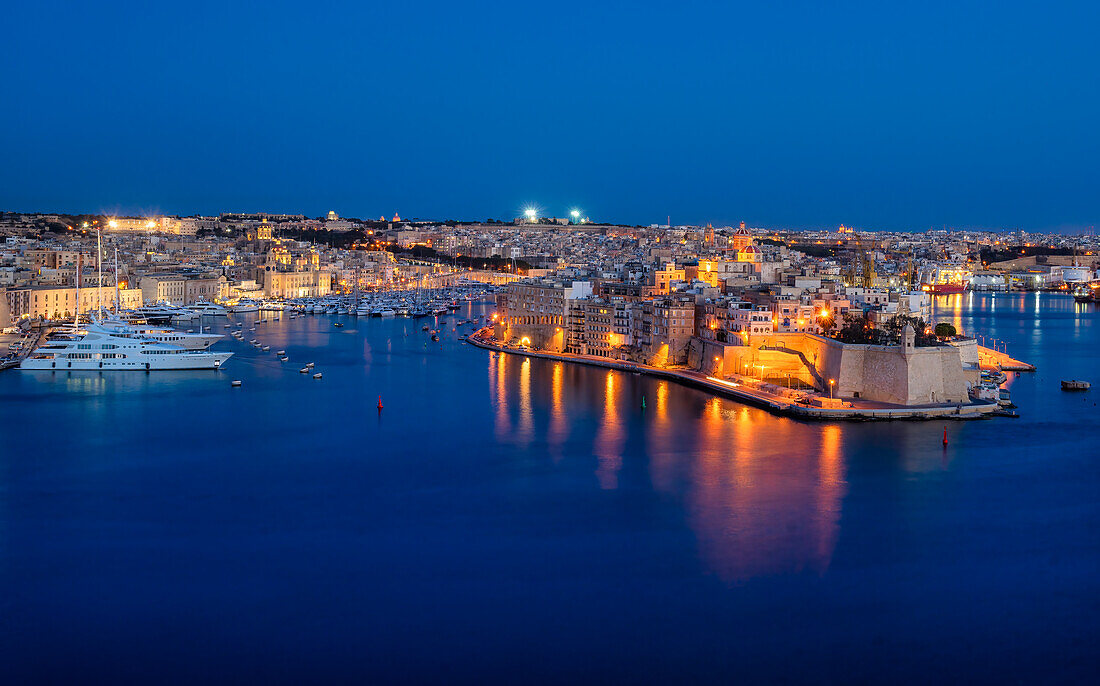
xmin=89 ymin=318 xmax=224 ymax=350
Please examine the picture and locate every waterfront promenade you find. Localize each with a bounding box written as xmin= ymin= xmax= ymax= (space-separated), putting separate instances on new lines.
xmin=977 ymin=345 xmax=1036 ymax=371
xmin=466 ymin=328 xmax=999 ymax=421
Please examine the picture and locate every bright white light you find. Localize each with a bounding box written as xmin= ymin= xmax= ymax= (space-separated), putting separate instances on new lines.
xmin=570 ymin=209 xmax=580 ymax=218
xmin=524 ymin=208 xmax=537 ymax=218
xmin=108 ymin=220 xmax=117 ymax=228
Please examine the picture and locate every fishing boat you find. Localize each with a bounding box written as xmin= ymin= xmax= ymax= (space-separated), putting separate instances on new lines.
xmin=1061 ymin=380 xmax=1090 ymax=391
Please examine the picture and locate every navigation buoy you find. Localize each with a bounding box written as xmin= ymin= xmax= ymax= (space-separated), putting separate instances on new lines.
xmin=377 ymin=395 xmax=384 ymax=411
xmin=642 ymin=395 xmax=646 ymax=410
xmin=942 ymin=426 xmax=948 ymax=446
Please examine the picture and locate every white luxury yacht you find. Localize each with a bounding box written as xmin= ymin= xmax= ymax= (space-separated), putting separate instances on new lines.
xmin=186 ymin=302 xmax=229 ymax=317
xmin=228 ymin=299 xmax=261 ymax=313
xmin=134 ymin=304 xmax=194 ymax=323
xmin=89 ymin=317 xmax=224 ymax=350
xmin=20 ymin=328 xmax=232 ymax=371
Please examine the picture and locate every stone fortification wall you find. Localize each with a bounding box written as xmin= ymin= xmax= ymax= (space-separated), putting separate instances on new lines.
xmin=692 ymin=333 xmax=970 ymax=406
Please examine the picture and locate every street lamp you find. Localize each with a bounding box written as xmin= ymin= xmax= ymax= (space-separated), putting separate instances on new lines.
xmin=828 ymin=378 xmax=835 ymax=399
xmin=570 ymin=209 xmax=580 ymax=224
xmin=524 ymin=208 xmax=537 ymax=223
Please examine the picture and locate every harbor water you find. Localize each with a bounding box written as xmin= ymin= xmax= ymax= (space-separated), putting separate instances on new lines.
xmin=0 ymin=293 xmax=1097 ymax=682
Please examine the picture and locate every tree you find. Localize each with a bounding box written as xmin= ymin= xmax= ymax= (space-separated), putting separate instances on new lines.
xmin=883 ymin=314 xmax=937 ymax=346
xmin=836 ymin=311 xmax=875 ymax=344
xmin=934 ymin=322 xmax=957 ymax=339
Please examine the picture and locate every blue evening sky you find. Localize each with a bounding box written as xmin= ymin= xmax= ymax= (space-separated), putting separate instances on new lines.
xmin=2 ymin=1 xmax=1097 ymax=230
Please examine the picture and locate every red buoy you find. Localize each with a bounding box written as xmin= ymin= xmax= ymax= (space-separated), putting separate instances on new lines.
xmin=942 ymin=426 xmax=948 ymax=446
xmin=377 ymin=395 xmax=384 ymax=411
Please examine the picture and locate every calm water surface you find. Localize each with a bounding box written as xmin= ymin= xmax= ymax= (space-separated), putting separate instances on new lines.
xmin=1 ymin=293 xmax=1097 ymax=683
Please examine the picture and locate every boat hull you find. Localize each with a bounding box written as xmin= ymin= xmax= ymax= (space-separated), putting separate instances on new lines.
xmin=927 ymin=283 xmax=968 ymax=294
xmin=21 ymin=352 xmax=232 ymax=371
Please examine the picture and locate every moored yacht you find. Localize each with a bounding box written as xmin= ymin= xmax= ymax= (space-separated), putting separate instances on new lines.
xmin=20 ymin=329 xmax=232 ymax=370
xmin=228 ymin=299 xmax=261 ymax=313
xmin=187 ymin=301 xmax=229 ymax=317
xmin=89 ymin=317 xmax=224 ymax=350
xmin=135 ymin=304 xmax=191 ymax=324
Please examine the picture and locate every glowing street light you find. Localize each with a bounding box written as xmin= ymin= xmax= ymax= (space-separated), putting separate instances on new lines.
xmin=524 ymin=208 xmax=537 ymax=223
xmin=828 ymin=378 xmax=835 ymax=399
xmin=108 ymin=220 xmax=117 ymax=228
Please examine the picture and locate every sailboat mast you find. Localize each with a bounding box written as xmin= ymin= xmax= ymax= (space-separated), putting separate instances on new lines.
xmin=97 ymin=229 xmax=103 ymax=318
xmin=74 ymin=253 xmax=81 ymax=332
xmin=114 ymin=248 xmax=120 ymax=314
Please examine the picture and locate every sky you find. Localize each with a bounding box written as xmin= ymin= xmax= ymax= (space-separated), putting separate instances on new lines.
xmin=2 ymin=0 xmax=1098 ymax=231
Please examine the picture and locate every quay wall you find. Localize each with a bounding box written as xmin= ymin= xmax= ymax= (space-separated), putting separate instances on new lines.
xmin=469 ymin=332 xmax=996 ymax=420
xmin=691 ymin=333 xmax=971 ymax=406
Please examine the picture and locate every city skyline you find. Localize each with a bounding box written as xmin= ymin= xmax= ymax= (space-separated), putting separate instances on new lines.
xmin=3 ymin=1 xmax=1098 ymax=231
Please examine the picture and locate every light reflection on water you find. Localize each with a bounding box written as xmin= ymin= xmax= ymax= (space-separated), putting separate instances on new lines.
xmin=594 ymin=371 xmax=625 ymax=489
xmin=488 ymin=352 xmax=848 ymax=582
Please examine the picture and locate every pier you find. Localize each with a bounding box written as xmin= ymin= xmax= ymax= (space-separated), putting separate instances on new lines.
xmin=0 ymin=328 xmax=47 ymax=371
xmin=977 ymin=344 xmax=1036 ymax=372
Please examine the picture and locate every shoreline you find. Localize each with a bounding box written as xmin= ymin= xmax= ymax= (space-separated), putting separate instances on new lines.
xmin=466 ymin=331 xmax=1000 ymax=421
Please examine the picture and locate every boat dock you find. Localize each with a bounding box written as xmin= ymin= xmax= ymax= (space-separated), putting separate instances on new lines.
xmin=0 ymin=328 xmax=49 ymax=371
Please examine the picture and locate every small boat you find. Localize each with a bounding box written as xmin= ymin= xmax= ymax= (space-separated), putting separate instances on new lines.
xmin=231 ymin=380 xmax=242 ymax=387
xmin=431 ymin=334 xmax=439 ymax=342
xmin=1061 ymin=380 xmax=1090 ymax=391
xmin=262 ymin=345 xmax=270 ymax=351
xmin=279 ymin=356 xmax=289 ymax=362
xmin=276 ymin=350 xmax=286 ymax=356
xmin=299 ymin=367 xmax=309 ymax=373
xmin=312 ymin=373 xmax=322 ymax=379
xmin=306 ymin=362 xmax=315 ymax=368
xmin=422 ymin=325 xmax=430 ymax=331
xmin=334 ymin=322 xmax=344 ymax=328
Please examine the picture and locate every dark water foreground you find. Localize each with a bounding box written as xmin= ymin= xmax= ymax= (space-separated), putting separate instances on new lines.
xmin=0 ymin=294 xmax=1097 ymax=683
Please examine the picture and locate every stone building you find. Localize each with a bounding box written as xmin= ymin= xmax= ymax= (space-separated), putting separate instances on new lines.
xmin=494 ymin=279 xmax=593 ymax=352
